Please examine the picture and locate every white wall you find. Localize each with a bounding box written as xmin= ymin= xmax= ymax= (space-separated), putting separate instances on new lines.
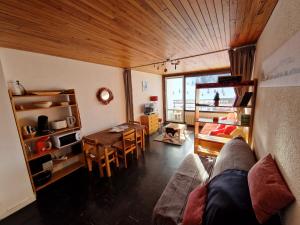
xmin=0 ymin=48 xmax=127 ymax=135
xmin=0 ymin=48 xmax=163 ymax=219
xmin=0 ymin=60 xmax=35 ymax=219
xmin=252 ymin=0 xmax=300 ymax=224
xmin=131 ymin=70 xmax=163 ymax=121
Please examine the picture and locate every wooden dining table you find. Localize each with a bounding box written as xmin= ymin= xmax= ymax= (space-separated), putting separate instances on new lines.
xmin=83 ymin=123 xmax=145 ymax=177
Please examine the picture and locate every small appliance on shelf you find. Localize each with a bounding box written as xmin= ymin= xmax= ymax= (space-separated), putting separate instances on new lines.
xmin=144 ymin=96 xmax=159 ymax=115
xmin=144 ymin=103 xmax=155 ymax=115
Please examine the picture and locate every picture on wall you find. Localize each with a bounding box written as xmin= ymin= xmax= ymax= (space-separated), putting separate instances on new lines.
xmin=142 ymin=80 xmax=148 ymax=92
xmin=261 ymin=30 xmax=300 ymax=87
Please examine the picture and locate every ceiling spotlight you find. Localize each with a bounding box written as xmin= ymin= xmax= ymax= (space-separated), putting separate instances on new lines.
xmin=171 ymin=60 xmax=180 ymax=70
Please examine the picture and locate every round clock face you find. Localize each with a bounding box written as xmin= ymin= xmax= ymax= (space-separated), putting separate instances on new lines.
xmin=96 ymin=87 xmax=113 ymax=105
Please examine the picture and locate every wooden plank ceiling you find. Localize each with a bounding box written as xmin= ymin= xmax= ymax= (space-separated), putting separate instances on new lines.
xmin=0 ymin=0 xmax=277 ymax=75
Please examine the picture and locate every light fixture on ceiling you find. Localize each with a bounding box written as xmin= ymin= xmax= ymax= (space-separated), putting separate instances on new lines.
xmin=171 ymin=60 xmax=180 ymax=70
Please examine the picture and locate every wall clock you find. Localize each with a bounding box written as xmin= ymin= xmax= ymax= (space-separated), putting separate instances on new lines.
xmin=96 ymin=87 xmax=113 ymax=105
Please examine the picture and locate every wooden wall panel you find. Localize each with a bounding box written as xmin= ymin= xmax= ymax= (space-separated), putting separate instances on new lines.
xmin=0 ymin=0 xmax=278 ymax=74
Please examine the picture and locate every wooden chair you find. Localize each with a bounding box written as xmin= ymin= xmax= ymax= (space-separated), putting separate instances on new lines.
xmin=82 ymin=137 xmax=119 ymax=177
xmin=112 ymin=128 xmax=138 ymax=168
xmin=128 ymin=120 xmax=145 ymax=151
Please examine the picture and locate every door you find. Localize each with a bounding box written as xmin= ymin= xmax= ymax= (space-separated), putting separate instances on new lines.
xmin=165 ymin=76 xmax=184 ymax=123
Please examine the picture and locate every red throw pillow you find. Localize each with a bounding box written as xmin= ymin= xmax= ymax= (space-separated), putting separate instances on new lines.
xmin=223 ymin=125 xmax=236 ymax=135
xmin=210 ymin=128 xmax=225 ymax=136
xmin=248 ymin=154 xmax=295 ymax=224
xmin=183 ymin=183 xmax=208 ymax=225
xmin=217 ymin=124 xmax=226 ymax=129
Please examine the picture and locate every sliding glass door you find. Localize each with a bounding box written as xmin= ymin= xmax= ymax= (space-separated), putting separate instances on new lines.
xmin=165 ymin=76 xmax=184 ymax=123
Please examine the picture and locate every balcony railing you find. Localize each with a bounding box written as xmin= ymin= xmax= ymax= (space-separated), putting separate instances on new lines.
xmin=168 ymin=98 xmax=235 ymax=111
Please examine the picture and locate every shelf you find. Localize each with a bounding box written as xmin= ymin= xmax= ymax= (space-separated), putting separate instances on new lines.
xmin=196 ymin=80 xmax=255 ymax=89
xmin=11 ymin=90 xmax=75 ymax=98
xmin=196 ymin=118 xmax=250 ymax=127
xmin=195 ymin=146 xmax=220 ymax=157
xmin=16 ymin=104 xmax=76 ymax=112
xmin=35 ymin=161 xmax=85 ymax=191
xmin=27 ymin=148 xmax=58 ymax=161
xmin=196 ymin=134 xmax=232 ymax=144
xmin=195 ymin=104 xmax=252 ymax=109
xmin=52 ymin=152 xmax=83 ymax=166
xmin=198 ymin=110 xmax=235 ymax=113
xmin=23 ymin=126 xmax=80 ymax=142
xmin=27 ymin=140 xmax=81 ymax=161
xmin=31 ymin=152 xmax=83 ymax=178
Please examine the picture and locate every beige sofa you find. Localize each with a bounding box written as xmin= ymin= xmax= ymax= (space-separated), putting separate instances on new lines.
xmin=152 ymin=138 xmax=256 ymax=225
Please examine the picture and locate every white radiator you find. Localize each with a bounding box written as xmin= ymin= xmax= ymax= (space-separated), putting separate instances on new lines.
xmin=185 ymin=111 xmax=195 ymax=125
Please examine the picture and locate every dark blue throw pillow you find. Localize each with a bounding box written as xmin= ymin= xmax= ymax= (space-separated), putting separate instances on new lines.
xmin=203 ymin=169 xmax=281 ymax=225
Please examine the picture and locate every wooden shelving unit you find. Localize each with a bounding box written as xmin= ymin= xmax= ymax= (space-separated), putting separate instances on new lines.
xmin=15 ymin=104 xmax=77 ymax=112
xmin=9 ymin=89 xmax=85 ymax=192
xmin=23 ymin=126 xmax=80 ymax=142
xmin=35 ymin=161 xmax=84 ymax=191
xmin=194 ymin=80 xmax=257 ymax=157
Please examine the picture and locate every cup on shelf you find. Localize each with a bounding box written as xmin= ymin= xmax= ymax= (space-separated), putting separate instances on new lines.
xmin=66 ymin=116 xmax=76 ymax=128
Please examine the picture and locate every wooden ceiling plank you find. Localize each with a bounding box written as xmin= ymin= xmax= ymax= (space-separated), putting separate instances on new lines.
xmin=50 ymin=0 xmax=169 ymax=59
xmin=233 ymin=0 xmax=248 ymax=42
xmin=0 ymin=0 xmax=277 ymax=73
xmin=147 ymin=0 xmax=203 ymax=52
xmin=160 ymin=7 xmax=203 ymax=54
xmin=162 ymin=0 xmax=205 ymax=49
xmin=0 ymin=13 xmax=160 ymax=64
xmin=196 ymin=0 xmax=222 ymax=50
xmin=188 ymin=0 xmax=218 ymax=50
xmin=0 ymin=0 xmax=166 ymax=62
xmin=213 ymin=0 xmax=227 ymax=48
xmin=171 ymin=0 xmax=208 ymax=51
xmin=229 ymin=0 xmax=238 ymax=45
xmin=205 ymin=0 xmax=224 ymax=49
xmin=248 ymin=0 xmax=278 ymax=42
xmin=121 ymin=0 xmax=194 ymax=58
xmin=222 ymin=0 xmax=230 ymax=46
xmin=175 ymin=0 xmax=214 ymax=51
xmin=69 ymin=0 xmax=169 ymax=59
xmin=233 ymin=0 xmax=258 ymax=46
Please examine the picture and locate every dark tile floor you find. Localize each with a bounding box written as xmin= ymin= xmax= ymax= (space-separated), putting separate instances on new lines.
xmin=1 ymin=132 xmax=194 ymax=225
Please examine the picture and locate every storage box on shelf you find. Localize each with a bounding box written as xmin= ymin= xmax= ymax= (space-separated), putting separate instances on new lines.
xmin=9 ymin=89 xmax=85 ymax=192
xmin=194 ymin=80 xmax=257 ymax=157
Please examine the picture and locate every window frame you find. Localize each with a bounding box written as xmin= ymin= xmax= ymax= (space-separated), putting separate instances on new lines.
xmin=163 ymin=68 xmax=231 ymax=123
xmin=165 ymin=75 xmax=185 ymax=123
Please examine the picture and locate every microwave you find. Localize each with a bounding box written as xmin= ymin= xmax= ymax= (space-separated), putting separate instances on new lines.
xmin=52 ymin=131 xmax=81 ymax=148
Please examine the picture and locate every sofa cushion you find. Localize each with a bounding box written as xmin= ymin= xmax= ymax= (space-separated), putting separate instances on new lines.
xmin=204 ymin=169 xmax=260 ymax=225
xmin=153 ymin=154 xmax=209 ymax=225
xmin=182 ymin=183 xmax=208 ymax=225
xmin=248 ymin=154 xmax=295 ymax=223
xmin=211 ymin=138 xmax=256 ymax=179
xmin=204 ymin=169 xmax=282 ymax=225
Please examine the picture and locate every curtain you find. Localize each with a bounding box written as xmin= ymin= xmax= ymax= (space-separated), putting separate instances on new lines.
xmin=228 ymin=46 xmax=256 ymax=102
xmin=228 ymin=45 xmax=256 ymax=80
xmin=123 ymin=68 xmax=134 ymax=122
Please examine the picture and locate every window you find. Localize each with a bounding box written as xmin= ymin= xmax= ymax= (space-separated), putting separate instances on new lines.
xmin=165 ymin=76 xmax=184 ymax=122
xmin=185 ymin=73 xmax=235 ymax=110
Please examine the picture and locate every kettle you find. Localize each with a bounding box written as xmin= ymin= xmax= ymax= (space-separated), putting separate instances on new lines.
xmin=8 ymin=80 xmax=26 ymax=96
xmin=36 ymin=137 xmax=52 ymax=153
